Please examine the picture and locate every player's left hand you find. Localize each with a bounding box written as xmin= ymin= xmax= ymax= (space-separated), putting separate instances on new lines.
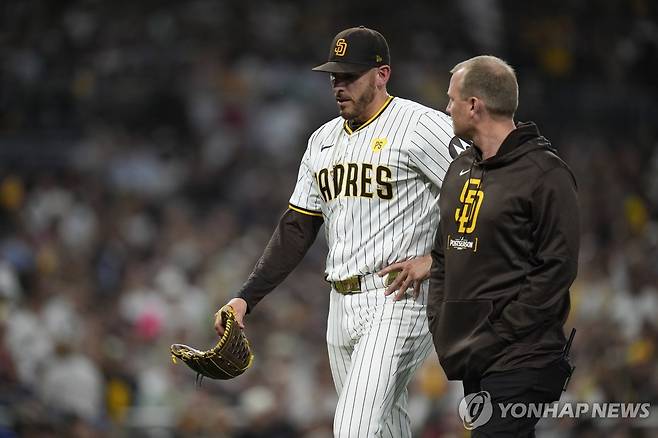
xmin=378 ymin=254 xmax=432 ymax=301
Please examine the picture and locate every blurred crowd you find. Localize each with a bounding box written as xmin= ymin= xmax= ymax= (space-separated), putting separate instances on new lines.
xmin=1 ymin=0 xmax=657 ymax=437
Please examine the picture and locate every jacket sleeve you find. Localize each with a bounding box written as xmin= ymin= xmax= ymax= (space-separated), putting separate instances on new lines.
xmin=494 ymin=166 xmax=579 ymax=341
xmin=428 ymin=224 xmax=446 ymax=318
xmin=237 ymin=209 xmax=323 ymax=313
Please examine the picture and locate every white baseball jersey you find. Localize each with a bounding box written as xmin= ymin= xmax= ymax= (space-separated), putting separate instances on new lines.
xmin=289 ymin=96 xmax=454 ymax=281
xmin=289 ymin=96 xmax=456 ymax=437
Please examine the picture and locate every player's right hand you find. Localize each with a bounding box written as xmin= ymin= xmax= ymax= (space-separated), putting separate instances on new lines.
xmin=214 ymin=297 xmax=248 ymax=337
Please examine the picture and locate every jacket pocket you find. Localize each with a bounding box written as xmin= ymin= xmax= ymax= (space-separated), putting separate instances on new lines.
xmin=433 ymin=300 xmax=510 ymax=380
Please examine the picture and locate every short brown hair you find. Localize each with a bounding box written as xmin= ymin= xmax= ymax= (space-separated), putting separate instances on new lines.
xmin=450 ymin=55 xmax=518 ymax=117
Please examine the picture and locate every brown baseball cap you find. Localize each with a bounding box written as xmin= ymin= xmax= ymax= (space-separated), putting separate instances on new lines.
xmin=312 ymin=26 xmax=390 ymax=73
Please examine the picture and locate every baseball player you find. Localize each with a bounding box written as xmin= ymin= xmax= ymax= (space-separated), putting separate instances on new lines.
xmin=215 ymin=26 xmax=457 ymax=437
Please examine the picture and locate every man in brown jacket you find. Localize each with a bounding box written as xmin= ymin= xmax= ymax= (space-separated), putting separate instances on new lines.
xmin=428 ymin=55 xmax=579 ymax=437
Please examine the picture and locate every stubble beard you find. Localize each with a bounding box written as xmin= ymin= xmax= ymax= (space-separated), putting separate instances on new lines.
xmin=340 ymin=80 xmax=376 ymax=123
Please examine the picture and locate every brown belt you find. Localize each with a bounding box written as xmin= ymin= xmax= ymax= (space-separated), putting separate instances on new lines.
xmin=331 ymin=271 xmax=399 ymax=295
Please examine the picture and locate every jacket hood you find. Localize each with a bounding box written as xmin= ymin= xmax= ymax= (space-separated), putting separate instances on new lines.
xmin=470 ymin=122 xmax=555 ymax=169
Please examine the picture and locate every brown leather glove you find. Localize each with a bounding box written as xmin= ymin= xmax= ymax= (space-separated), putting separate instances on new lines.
xmin=171 ymin=305 xmax=254 ymax=380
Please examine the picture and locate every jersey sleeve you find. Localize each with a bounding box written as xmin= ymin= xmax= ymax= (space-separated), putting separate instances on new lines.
xmin=237 ymin=209 xmax=323 ymax=312
xmin=407 ymin=111 xmax=454 ymax=188
xmin=288 ymin=141 xmax=323 ymax=217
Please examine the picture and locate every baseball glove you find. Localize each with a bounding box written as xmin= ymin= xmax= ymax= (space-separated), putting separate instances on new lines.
xmin=170 ymin=305 xmax=254 ymax=380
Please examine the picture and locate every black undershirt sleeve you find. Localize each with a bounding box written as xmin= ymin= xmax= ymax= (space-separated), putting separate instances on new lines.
xmin=237 ymin=209 xmax=324 ymax=313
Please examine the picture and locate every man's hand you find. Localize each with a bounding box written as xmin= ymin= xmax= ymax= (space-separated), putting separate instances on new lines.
xmin=214 ymin=298 xmax=248 ymax=336
xmin=377 ymin=255 xmax=432 ymax=301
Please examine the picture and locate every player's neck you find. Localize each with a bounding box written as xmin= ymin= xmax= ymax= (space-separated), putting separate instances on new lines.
xmin=473 ymin=118 xmax=516 ymax=160
xmin=350 ymin=92 xmax=390 ymax=128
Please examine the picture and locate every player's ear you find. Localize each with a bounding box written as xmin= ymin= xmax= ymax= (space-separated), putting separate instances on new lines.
xmin=376 ymin=65 xmax=391 ymax=86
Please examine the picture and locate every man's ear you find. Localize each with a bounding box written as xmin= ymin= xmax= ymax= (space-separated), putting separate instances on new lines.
xmin=470 ymin=97 xmax=485 ymax=115
xmin=376 ymin=65 xmax=391 ymax=86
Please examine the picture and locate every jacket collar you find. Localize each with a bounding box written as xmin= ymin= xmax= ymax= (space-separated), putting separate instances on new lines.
xmin=497 ymin=122 xmax=542 ymax=156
